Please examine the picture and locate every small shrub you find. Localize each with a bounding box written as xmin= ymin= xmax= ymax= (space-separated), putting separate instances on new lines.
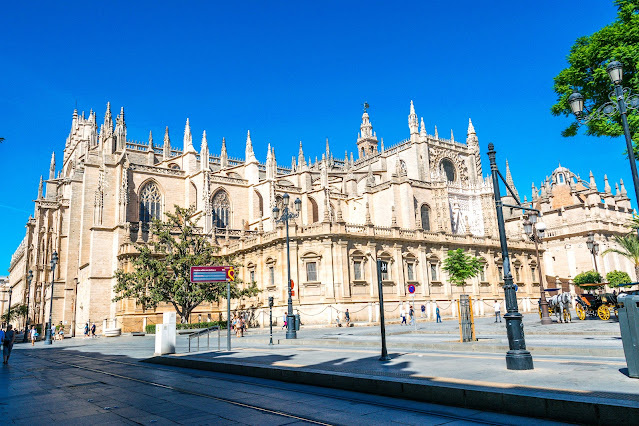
xmin=573 ymin=270 xmax=602 ymax=287
xmin=144 ymin=320 xmax=227 ymax=334
xmin=606 ymin=270 xmax=632 ymax=287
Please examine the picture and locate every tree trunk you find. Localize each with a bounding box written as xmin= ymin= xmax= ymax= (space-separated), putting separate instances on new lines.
xmin=635 ymin=264 xmax=639 ymax=283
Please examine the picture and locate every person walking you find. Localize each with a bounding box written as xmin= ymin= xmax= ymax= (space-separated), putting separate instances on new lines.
xmin=421 ymin=304 xmax=426 ymax=318
xmin=282 ymin=313 xmax=287 ymax=329
xmin=344 ymin=309 xmax=350 ymax=327
xmin=409 ymin=306 xmax=415 ymax=326
xmin=494 ymin=300 xmax=502 ymax=323
xmin=84 ymin=322 xmax=89 ymax=338
xmin=91 ymin=323 xmax=96 ymax=338
xmin=435 ymin=303 xmax=442 ymax=323
xmin=29 ymin=326 xmax=37 ymax=346
xmin=400 ymin=308 xmax=407 ymax=325
xmin=3 ymin=325 xmax=16 ymax=364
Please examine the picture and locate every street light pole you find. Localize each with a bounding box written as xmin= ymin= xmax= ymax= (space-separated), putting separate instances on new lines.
xmin=273 ymin=193 xmax=302 ymax=340
xmin=523 ymin=215 xmax=551 ymax=325
xmin=6 ymin=287 xmax=12 ymax=327
xmin=25 ymin=270 xmax=33 ymax=329
xmin=586 ymin=232 xmax=600 ymax=275
xmin=44 ymin=251 xmax=58 ymax=345
xmin=488 ymin=143 xmax=534 ymax=370
xmin=569 ymin=61 xmax=639 ymax=219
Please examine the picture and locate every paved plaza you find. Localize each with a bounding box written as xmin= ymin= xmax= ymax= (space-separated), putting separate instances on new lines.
xmin=1 ymin=313 xmax=635 ymax=424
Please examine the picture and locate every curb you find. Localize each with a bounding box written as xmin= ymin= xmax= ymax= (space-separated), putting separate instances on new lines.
xmin=143 ymin=355 xmax=637 ymax=424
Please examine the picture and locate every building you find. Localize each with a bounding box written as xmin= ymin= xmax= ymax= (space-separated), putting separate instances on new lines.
xmin=8 ymin=101 xmax=625 ymax=333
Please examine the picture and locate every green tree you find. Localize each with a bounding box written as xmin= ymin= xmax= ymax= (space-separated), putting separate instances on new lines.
xmin=551 ymin=0 xmax=639 ymax=152
xmin=602 ymin=234 xmax=639 ymax=280
xmin=573 ymin=270 xmax=603 ymax=287
xmin=114 ymin=205 xmax=259 ymax=323
xmin=606 ymin=269 xmax=633 ymax=286
xmin=1 ymin=304 xmax=28 ymax=324
xmin=442 ymin=248 xmax=482 ymax=293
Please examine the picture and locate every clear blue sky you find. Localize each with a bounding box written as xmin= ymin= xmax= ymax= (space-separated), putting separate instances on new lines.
xmin=0 ymin=1 xmax=629 ymax=274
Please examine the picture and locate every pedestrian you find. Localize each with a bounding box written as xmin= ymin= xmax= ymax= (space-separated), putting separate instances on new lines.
xmin=3 ymin=325 xmax=16 ymax=364
xmin=50 ymin=323 xmax=56 ymax=342
xmin=435 ymin=303 xmax=442 ymax=323
xmin=421 ymin=304 xmax=425 ymax=318
xmin=91 ymin=323 xmax=96 ymax=338
xmin=409 ymin=305 xmax=415 ymax=326
xmin=84 ymin=322 xmax=89 ymax=338
xmin=400 ymin=308 xmax=407 ymax=325
xmin=30 ymin=326 xmax=37 ymax=346
xmin=282 ymin=314 xmax=287 ymax=329
xmin=240 ymin=317 xmax=246 ymax=337
xmin=494 ymin=300 xmax=502 ymax=323
xmin=344 ymin=309 xmax=350 ymax=327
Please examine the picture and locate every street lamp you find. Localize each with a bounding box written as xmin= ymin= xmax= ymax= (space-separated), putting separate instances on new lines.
xmin=568 ymin=61 xmax=639 ymax=220
xmin=44 ymin=251 xmax=58 ymax=345
xmin=22 ymin=270 xmax=33 ymax=342
xmin=586 ymin=232 xmax=600 ymax=274
xmin=272 ymin=193 xmax=302 ymax=339
xmin=523 ymin=213 xmax=552 ymax=325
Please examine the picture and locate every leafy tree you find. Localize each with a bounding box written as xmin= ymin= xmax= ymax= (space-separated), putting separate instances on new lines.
xmin=602 ymin=234 xmax=639 ymax=280
xmin=442 ymin=248 xmax=482 ymax=293
xmin=551 ymin=0 xmax=639 ymax=153
xmin=606 ymin=269 xmax=633 ymax=286
xmin=114 ymin=205 xmax=259 ymax=323
xmin=573 ymin=270 xmax=603 ymax=287
xmin=2 ymin=304 xmax=28 ymax=324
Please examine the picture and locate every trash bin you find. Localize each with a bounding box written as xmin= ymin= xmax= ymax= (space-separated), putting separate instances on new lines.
xmin=294 ymin=314 xmax=301 ymax=331
xmin=617 ymin=294 xmax=639 ymax=378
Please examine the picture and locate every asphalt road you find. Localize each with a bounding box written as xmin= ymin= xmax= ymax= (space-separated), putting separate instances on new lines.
xmin=1 ymin=346 xmax=569 ymax=425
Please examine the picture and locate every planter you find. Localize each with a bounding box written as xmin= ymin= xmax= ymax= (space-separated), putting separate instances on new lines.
xmin=104 ymin=328 xmax=121 ymax=337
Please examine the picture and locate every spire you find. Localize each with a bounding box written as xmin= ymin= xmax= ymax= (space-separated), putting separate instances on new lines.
xmin=589 ymin=171 xmax=597 ymax=191
xmin=114 ymin=106 xmax=127 ymax=150
xmin=505 ymin=160 xmax=519 ymax=199
xmin=49 ymin=152 xmax=55 ymax=180
xmin=200 ymin=131 xmax=209 ymax=171
xmin=148 ymin=131 xmax=153 ymax=151
xmin=621 ymin=178 xmax=628 ymax=196
xmin=408 ymin=100 xmax=418 ymax=138
xmin=183 ymin=118 xmax=195 ymax=153
xmin=103 ymin=102 xmax=113 ymax=130
xmin=615 ymin=183 xmax=621 ymax=196
xmin=245 ymin=130 xmax=256 ymax=163
xmin=420 ymin=117 xmax=427 ymax=138
xmin=532 ymin=182 xmax=538 ymax=201
xmin=434 ymin=125 xmax=439 ymax=139
xmin=380 ymin=138 xmax=385 ymax=152
xmin=467 ymin=118 xmax=476 ymax=135
xmin=220 ymin=137 xmax=228 ymax=168
xmin=450 ymin=129 xmax=454 ymax=142
xmin=163 ymin=126 xmax=171 ymax=161
xmin=325 ymin=138 xmax=330 ymax=158
xmin=38 ymin=176 xmax=43 ymax=199
xmin=604 ymin=174 xmax=612 ymax=194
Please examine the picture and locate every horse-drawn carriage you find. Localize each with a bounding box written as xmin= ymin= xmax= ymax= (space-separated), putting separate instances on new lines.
xmin=539 ymin=289 xmax=572 ymax=322
xmin=574 ymin=284 xmax=617 ymax=321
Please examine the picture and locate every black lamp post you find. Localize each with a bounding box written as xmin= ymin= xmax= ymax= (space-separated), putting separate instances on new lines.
xmin=44 ymin=251 xmax=58 ymax=345
xmin=568 ymin=61 xmax=639 ymax=218
xmin=523 ymin=213 xmax=551 ymax=325
xmin=6 ymin=285 xmax=12 ymax=327
xmin=272 ymin=193 xmax=302 ymax=339
xmin=488 ymin=143 xmax=534 ymax=370
xmin=25 ymin=270 xmax=33 ymax=327
xmin=586 ymin=232 xmax=600 ymax=274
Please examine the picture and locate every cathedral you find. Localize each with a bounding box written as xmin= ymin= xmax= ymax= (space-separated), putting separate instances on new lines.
xmin=5 ymin=101 xmax=635 ymax=333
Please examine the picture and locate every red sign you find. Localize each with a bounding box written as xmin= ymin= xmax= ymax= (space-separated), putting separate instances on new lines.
xmin=408 ymin=284 xmax=416 ymax=294
xmin=290 ymin=279 xmax=295 ymax=289
xmin=291 ymin=290 xmax=295 ymax=296
xmin=190 ymin=266 xmax=235 ymax=283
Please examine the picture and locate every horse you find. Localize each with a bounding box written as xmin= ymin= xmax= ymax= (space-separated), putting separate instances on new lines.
xmin=547 ymin=292 xmax=572 ymax=323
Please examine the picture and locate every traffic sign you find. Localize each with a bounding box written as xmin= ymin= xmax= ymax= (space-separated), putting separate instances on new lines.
xmin=190 ymin=266 xmax=235 ymax=283
xmin=408 ymin=284 xmax=416 ymax=294
xmin=291 ymin=290 xmax=295 ymax=296
xmin=290 ymin=279 xmax=295 ymax=289
xmin=380 ymin=261 xmax=388 ymax=273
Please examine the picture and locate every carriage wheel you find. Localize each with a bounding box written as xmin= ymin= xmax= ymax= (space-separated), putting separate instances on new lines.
xmin=576 ymin=305 xmax=586 ymax=320
xmin=563 ymin=308 xmax=571 ymax=323
xmin=598 ymin=305 xmax=610 ymax=321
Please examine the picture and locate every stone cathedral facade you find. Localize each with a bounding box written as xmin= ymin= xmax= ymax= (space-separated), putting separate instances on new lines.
xmin=6 ymin=101 xmax=634 ymax=333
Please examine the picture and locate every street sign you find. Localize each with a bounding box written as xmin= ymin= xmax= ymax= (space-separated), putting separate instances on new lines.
xmin=291 ymin=290 xmax=295 ymax=296
xmin=190 ymin=266 xmax=235 ymax=283
xmin=408 ymin=284 xmax=416 ymax=294
xmin=290 ymin=279 xmax=295 ymax=289
xmin=380 ymin=261 xmax=388 ymax=273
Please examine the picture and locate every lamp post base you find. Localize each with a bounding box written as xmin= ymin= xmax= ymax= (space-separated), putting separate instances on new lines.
xmin=286 ymin=314 xmax=297 ymax=339
xmin=506 ymin=350 xmax=534 ymax=370
xmin=43 ymin=329 xmax=52 ymax=345
xmin=539 ymin=300 xmax=553 ymax=325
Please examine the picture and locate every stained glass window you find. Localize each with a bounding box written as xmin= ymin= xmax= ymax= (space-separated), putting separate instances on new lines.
xmin=212 ymin=190 xmax=230 ymax=228
xmin=139 ymin=182 xmax=162 ymax=222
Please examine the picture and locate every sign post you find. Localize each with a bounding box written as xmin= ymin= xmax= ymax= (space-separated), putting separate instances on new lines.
xmin=190 ymin=266 xmax=235 ymax=351
xmin=377 ymin=260 xmax=390 ymax=361
xmin=408 ymin=284 xmax=416 ymax=330
xmin=268 ymin=296 xmax=274 ymax=346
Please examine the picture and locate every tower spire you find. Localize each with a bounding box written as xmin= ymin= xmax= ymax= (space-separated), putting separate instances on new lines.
xmin=49 ymin=152 xmax=56 ymax=180
xmin=163 ymin=127 xmax=171 ymax=161
xmin=220 ymin=137 xmax=228 ymax=168
xmin=420 ymin=117 xmax=427 ymax=138
xmin=467 ymin=118 xmax=476 ymax=135
xmin=148 ymin=131 xmax=153 ymax=151
xmin=38 ymin=175 xmax=43 ymax=199
xmin=604 ymin=174 xmax=612 ymax=194
xmin=589 ymin=171 xmax=597 ymax=191
xmin=183 ymin=118 xmax=195 ymax=153
xmin=408 ymin=100 xmax=419 ymax=140
xmin=434 ymin=125 xmax=439 ymax=139
xmin=505 ymin=160 xmax=519 ymax=199
xmin=200 ymin=131 xmax=209 ymax=171
xmin=245 ymin=130 xmax=256 ymax=163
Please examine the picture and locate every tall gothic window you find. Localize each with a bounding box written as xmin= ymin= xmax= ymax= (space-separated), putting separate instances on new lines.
xmin=139 ymin=182 xmax=162 ymax=222
xmin=420 ymin=204 xmax=431 ymax=231
xmin=440 ymin=159 xmax=456 ymax=182
xmin=212 ymin=190 xmax=231 ymax=228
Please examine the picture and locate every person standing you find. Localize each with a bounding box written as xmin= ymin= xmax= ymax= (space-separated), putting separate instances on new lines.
xmin=50 ymin=323 xmax=56 ymax=343
xmin=400 ymin=308 xmax=407 ymax=325
xmin=29 ymin=326 xmax=37 ymax=346
xmin=344 ymin=309 xmax=350 ymax=327
xmin=409 ymin=306 xmax=415 ymax=326
xmin=3 ymin=325 xmax=16 ymax=364
xmin=435 ymin=303 xmax=442 ymax=323
xmin=494 ymin=300 xmax=502 ymax=323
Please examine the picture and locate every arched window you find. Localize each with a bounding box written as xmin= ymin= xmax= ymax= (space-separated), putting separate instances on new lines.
xmin=254 ymin=191 xmax=263 ymax=218
xmin=558 ymin=174 xmax=565 ymax=184
xmin=168 ymin=163 xmax=180 ymax=170
xmin=139 ymin=182 xmax=162 ymax=222
xmin=309 ymin=197 xmax=319 ymax=223
xmin=420 ymin=204 xmax=431 ymax=231
xmin=212 ymin=190 xmax=231 ymax=228
xmin=440 ymin=159 xmax=456 ymax=182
